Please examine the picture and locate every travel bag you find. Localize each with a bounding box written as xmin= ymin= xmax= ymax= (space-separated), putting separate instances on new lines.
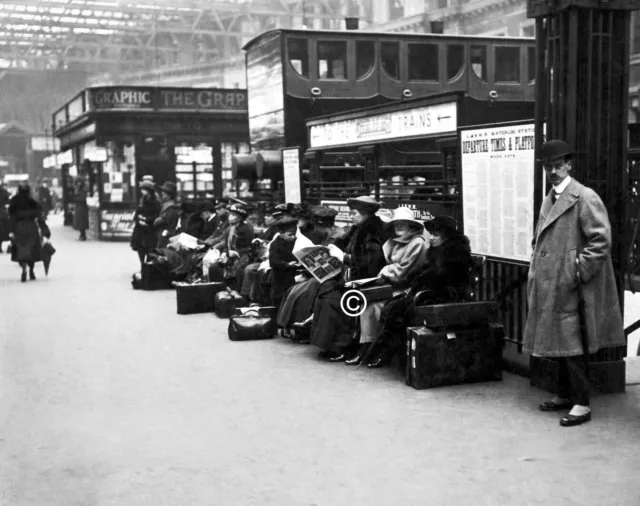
xmin=175 ymin=281 xmax=227 ymax=315
xmin=214 ymin=287 xmax=249 ymax=318
xmin=228 ymin=306 xmax=278 ymax=341
xmin=405 ymin=322 xmax=504 ymax=390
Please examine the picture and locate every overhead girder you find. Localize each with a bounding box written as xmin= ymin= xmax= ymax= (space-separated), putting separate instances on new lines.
xmin=0 ymin=0 xmax=349 ymax=72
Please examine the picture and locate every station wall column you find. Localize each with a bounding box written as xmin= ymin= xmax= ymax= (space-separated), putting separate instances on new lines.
xmin=528 ymin=0 xmax=640 ymax=393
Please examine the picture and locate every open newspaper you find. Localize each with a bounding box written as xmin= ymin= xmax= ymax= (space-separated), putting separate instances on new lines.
xmin=293 ymin=246 xmax=343 ymax=283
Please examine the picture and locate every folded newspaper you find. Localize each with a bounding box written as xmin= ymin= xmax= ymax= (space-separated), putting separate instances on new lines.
xmin=293 ymin=246 xmax=343 ymax=283
xmin=169 ymin=233 xmax=200 ymax=250
xmin=344 ymin=276 xmax=382 ymax=289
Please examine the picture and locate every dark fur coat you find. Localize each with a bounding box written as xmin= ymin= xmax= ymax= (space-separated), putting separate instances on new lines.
xmin=334 ymin=215 xmax=386 ymax=280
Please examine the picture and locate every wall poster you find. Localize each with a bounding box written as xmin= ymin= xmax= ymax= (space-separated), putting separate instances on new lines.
xmin=460 ymin=123 xmax=535 ymax=263
xmin=282 ymin=147 xmax=301 ymax=204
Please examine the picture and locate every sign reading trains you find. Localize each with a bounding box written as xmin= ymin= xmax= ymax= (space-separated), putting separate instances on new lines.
xmin=309 ymin=102 xmax=457 ymax=149
xmin=460 ymin=123 xmax=535 ymax=263
xmin=88 ymin=87 xmax=248 ymax=113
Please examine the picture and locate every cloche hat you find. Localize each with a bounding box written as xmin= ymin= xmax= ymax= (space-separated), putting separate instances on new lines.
xmin=424 ymin=215 xmax=459 ymax=236
xmin=384 ymin=207 xmax=424 ymax=235
xmin=140 ymin=180 xmax=156 ymax=192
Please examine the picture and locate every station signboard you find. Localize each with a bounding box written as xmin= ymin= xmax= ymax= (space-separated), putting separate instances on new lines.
xmin=100 ymin=209 xmax=135 ymax=239
xmin=309 ymin=101 xmax=457 ymax=149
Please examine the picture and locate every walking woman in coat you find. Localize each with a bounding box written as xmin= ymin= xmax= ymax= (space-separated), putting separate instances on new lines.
xmin=0 ymin=181 xmax=11 ymax=253
xmin=8 ymin=181 xmax=51 ymax=282
xmin=302 ymin=196 xmax=387 ymax=359
xmin=524 ymin=140 xmax=626 ymax=427
xmin=73 ymin=177 xmax=89 ymax=241
xmin=343 ymin=207 xmax=429 ymax=365
xmin=369 ymin=215 xmax=473 ymax=368
xmin=130 ymin=180 xmax=162 ymax=269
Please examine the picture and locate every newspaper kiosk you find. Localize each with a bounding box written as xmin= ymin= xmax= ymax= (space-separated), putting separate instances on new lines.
xmin=52 ymin=86 xmax=249 ymax=241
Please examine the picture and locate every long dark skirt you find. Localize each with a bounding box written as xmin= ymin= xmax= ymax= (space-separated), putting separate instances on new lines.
xmin=250 ymin=269 xmax=273 ymax=305
xmin=277 ymin=277 xmax=320 ymax=328
xmin=11 ymin=219 xmax=41 ymax=264
xmin=309 ymin=279 xmax=356 ymax=352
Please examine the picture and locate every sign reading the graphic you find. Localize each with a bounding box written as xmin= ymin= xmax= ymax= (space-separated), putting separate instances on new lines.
xmin=309 ymin=102 xmax=457 ymax=149
xmin=100 ymin=209 xmax=135 ymax=239
xmin=460 ymin=123 xmax=535 ymax=263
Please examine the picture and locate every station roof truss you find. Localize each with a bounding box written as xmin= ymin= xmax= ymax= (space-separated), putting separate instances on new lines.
xmin=0 ymin=0 xmax=345 ymax=72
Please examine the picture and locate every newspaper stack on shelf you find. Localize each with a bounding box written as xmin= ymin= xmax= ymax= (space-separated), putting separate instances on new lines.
xmin=293 ymin=246 xmax=343 ymax=283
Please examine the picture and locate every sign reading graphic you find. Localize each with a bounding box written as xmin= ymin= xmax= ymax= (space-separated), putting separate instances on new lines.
xmin=309 ymin=102 xmax=457 ymax=149
xmin=100 ymin=209 xmax=135 ymax=239
xmin=87 ymin=87 xmax=248 ymax=113
xmin=461 ymin=123 xmax=535 ymax=263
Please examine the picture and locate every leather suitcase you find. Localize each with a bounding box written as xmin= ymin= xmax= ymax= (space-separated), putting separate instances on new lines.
xmin=175 ymin=281 xmax=226 ymax=315
xmin=358 ymin=284 xmax=394 ymax=303
xmin=228 ymin=307 xmax=278 ymax=341
xmin=140 ymin=262 xmax=174 ymax=291
xmin=405 ymin=323 xmax=504 ymax=390
xmin=214 ymin=288 xmax=249 ymax=318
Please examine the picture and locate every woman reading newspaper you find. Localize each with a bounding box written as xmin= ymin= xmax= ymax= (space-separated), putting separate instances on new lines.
xmin=296 ymin=196 xmax=386 ymax=360
xmin=276 ymin=205 xmax=346 ymax=340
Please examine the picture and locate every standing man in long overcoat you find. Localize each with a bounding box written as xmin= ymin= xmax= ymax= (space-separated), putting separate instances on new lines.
xmin=523 ymin=140 xmax=626 ymax=427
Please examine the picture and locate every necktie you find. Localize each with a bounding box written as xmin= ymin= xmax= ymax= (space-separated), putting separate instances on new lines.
xmin=551 ymin=192 xmax=558 ymax=205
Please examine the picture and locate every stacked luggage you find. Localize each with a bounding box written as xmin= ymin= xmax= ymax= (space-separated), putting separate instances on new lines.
xmin=405 ymin=301 xmax=504 ymax=389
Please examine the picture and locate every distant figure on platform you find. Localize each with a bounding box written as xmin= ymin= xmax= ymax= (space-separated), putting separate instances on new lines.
xmin=524 ymin=140 xmax=626 ymax=427
xmin=8 ymin=182 xmax=51 ymax=282
xmin=73 ymin=177 xmax=89 ymax=241
xmin=153 ymin=181 xmax=181 ymax=249
xmin=38 ymin=181 xmax=53 ymax=218
xmin=0 ymin=181 xmax=10 ymax=253
xmin=130 ymin=180 xmax=162 ymax=268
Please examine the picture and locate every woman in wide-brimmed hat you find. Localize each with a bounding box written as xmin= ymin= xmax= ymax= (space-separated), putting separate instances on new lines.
xmin=130 ymin=180 xmax=162 ymax=268
xmin=297 ymin=195 xmax=387 ymax=357
xmin=346 ymin=207 xmax=429 ymax=366
xmin=368 ymin=215 xmax=473 ymax=369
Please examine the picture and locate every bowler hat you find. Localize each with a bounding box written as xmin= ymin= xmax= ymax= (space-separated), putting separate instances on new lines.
xmin=538 ymin=140 xmax=573 ymax=162
xmin=160 ymin=181 xmax=177 ymax=196
xmin=347 ymin=195 xmax=382 ymax=213
xmin=424 ymin=215 xmax=458 ymax=236
xmin=275 ymin=216 xmax=298 ymax=232
xmin=384 ymin=207 xmax=424 ymax=235
xmin=140 ymin=180 xmax=156 ymax=192
xmin=228 ymin=204 xmax=248 ymax=219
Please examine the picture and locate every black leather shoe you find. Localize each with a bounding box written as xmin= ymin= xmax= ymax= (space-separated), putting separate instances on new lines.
xmin=328 ymin=353 xmax=347 ymax=362
xmin=345 ymin=354 xmax=363 ymax=366
xmin=539 ymin=400 xmax=573 ymax=412
xmin=21 ymin=271 xmax=26 ymax=283
xmin=560 ymin=412 xmax=592 ymax=427
xmin=29 ymin=270 xmax=36 ymax=281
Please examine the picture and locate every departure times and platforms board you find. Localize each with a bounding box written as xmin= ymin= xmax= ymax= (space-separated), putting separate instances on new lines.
xmin=460 ymin=123 xmax=536 ymax=264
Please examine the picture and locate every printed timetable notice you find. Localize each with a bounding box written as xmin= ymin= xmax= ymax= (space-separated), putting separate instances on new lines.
xmin=461 ymin=124 xmax=535 ymax=263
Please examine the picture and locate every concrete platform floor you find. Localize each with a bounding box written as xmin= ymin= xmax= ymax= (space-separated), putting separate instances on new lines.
xmin=1 ymin=215 xmax=640 ymax=506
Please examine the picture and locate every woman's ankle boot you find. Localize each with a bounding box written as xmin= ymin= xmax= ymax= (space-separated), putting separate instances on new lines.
xmin=21 ymin=269 xmax=27 ymax=282
xmin=345 ymin=343 xmax=370 ymax=365
xmin=29 ymin=267 xmax=36 ymax=281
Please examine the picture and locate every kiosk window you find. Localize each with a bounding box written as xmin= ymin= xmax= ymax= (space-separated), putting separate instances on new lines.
xmin=102 ymin=140 xmax=136 ymax=203
xmin=470 ymin=45 xmax=487 ymax=81
xmin=495 ymin=46 xmax=520 ymax=82
xmin=318 ymin=41 xmax=347 ymax=79
xmin=408 ymin=43 xmax=439 ymax=81
xmin=447 ymin=44 xmax=464 ymax=80
xmin=288 ymin=38 xmax=309 ymax=77
xmin=356 ymin=41 xmax=375 ymax=79
xmin=381 ymin=41 xmax=400 ymax=80
xmin=527 ymin=46 xmax=536 ymax=82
